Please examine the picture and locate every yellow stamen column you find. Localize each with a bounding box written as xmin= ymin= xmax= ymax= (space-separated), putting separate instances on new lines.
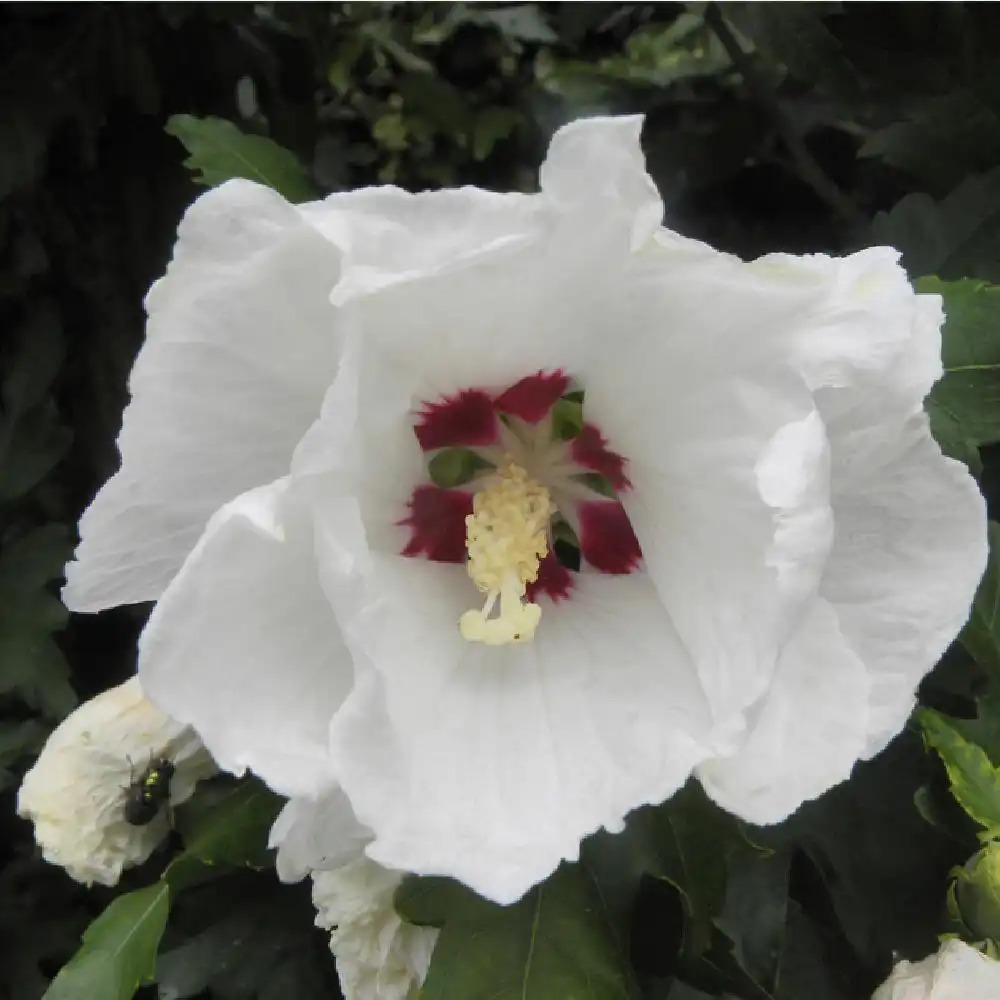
xmin=459 ymin=459 xmax=553 ymax=646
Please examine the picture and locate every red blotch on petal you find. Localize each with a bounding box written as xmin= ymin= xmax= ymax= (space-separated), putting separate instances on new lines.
xmin=578 ymin=501 xmax=642 ymax=575
xmin=415 ymin=390 xmax=499 ymax=451
xmin=494 ymin=370 xmax=569 ymax=424
xmin=571 ymin=423 xmax=631 ymax=491
xmin=401 ymin=486 xmax=473 ymax=563
xmin=526 ymin=551 xmax=574 ymax=603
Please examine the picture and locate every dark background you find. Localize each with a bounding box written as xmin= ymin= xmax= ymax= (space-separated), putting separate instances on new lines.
xmin=3 ymin=4 xmax=1000 ymax=998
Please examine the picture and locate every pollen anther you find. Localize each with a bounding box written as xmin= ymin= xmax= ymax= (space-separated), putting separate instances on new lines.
xmin=459 ymin=458 xmax=552 ymax=645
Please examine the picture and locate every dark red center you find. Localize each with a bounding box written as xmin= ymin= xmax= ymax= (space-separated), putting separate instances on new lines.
xmin=400 ymin=370 xmax=642 ymax=602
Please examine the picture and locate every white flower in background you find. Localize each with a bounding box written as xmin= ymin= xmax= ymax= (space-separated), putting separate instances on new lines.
xmin=17 ymin=677 xmax=216 ymax=886
xmin=61 ymin=115 xmax=987 ymax=905
xmin=312 ymin=861 xmax=437 ymax=1000
xmin=872 ymin=939 xmax=1000 ymax=1000
xmin=270 ymin=788 xmax=437 ymax=1000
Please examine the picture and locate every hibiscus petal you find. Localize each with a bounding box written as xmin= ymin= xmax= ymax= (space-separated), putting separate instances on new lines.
xmin=324 ymin=554 xmax=715 ymax=905
xmin=307 ymin=186 xmax=544 ymax=306
xmin=400 ymin=486 xmax=472 ymax=563
xmin=585 ymin=352 xmax=833 ymax=729
xmin=539 ymin=115 xmax=663 ymax=250
xmin=268 ymin=785 xmax=371 ymax=883
xmin=570 ymin=423 xmax=631 ymax=491
xmin=576 ymin=500 xmax=642 ymax=575
xmin=493 ymin=370 xmax=570 ymax=423
xmin=819 ymin=411 xmax=987 ymax=756
xmin=414 ymin=389 xmax=499 ymax=451
xmin=696 ymin=599 xmax=870 ymax=824
xmin=138 ymin=479 xmax=352 ymax=798
xmin=63 ymin=180 xmax=344 ymax=612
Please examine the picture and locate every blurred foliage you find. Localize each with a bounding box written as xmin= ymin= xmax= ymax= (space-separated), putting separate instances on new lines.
xmin=4 ymin=2 xmax=1000 ymax=998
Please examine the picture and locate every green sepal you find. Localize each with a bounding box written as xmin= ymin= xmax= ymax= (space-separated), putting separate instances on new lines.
xmin=426 ymin=448 xmax=494 ymax=488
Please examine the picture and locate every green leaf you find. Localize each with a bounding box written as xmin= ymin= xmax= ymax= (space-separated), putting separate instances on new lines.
xmin=165 ymin=115 xmax=316 ymax=203
xmin=722 ymin=3 xmax=861 ymax=103
xmin=582 ymin=782 xmax=760 ymax=961
xmin=0 ymin=525 xmax=76 ymax=718
xmin=859 ymin=90 xmax=1000 ymax=190
xmin=396 ymin=865 xmax=639 ymax=1000
xmin=471 ymin=107 xmax=522 ymax=162
xmin=919 ymin=278 xmax=1000 ymax=449
xmin=42 ymin=882 xmax=170 ymax=1000
xmin=763 ymin=732 xmax=960 ymax=967
xmin=918 ymin=708 xmax=1000 ymax=834
xmin=960 ymin=521 xmax=1000 ymax=678
xmin=156 ymin=873 xmax=338 ymax=1000
xmin=167 ymin=778 xmax=284 ymax=888
xmin=0 ymin=718 xmax=48 ymax=790
xmin=427 ymin=448 xmax=494 ymax=488
xmin=0 ymin=305 xmax=72 ymax=500
xmin=873 ymin=170 xmax=1000 ymax=283
xmin=480 ymin=4 xmax=558 ymax=44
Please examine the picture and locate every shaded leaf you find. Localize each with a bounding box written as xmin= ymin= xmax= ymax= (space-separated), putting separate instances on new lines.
xmin=874 ymin=171 xmax=1000 ymax=283
xmin=157 ymin=873 xmax=338 ymax=1000
xmin=722 ymin=3 xmax=861 ymax=102
xmin=0 ymin=525 xmax=76 ymax=718
xmin=582 ymin=782 xmax=761 ymax=960
xmin=480 ymin=4 xmax=558 ymax=44
xmin=167 ymin=778 xmax=284 ymax=888
xmin=0 ymin=305 xmax=71 ymax=500
xmin=918 ymin=708 xmax=1000 ymax=834
xmin=960 ymin=521 xmax=1000 ymax=679
xmin=860 ymin=90 xmax=1000 ymax=190
xmin=0 ymin=718 xmax=48 ymax=790
xmin=761 ymin=732 xmax=961 ymax=967
xmin=396 ymin=865 xmax=639 ymax=1000
xmin=165 ymin=115 xmax=316 ymax=202
xmin=42 ymin=882 xmax=170 ymax=1000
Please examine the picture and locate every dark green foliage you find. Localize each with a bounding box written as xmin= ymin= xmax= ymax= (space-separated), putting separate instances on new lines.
xmin=5 ymin=3 xmax=1000 ymax=999
xmin=397 ymin=865 xmax=639 ymax=1000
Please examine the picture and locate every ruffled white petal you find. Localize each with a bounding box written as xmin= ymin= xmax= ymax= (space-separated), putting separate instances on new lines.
xmin=64 ymin=180 xmax=344 ymax=612
xmin=820 ymin=411 xmax=987 ymax=756
xmin=17 ymin=677 xmax=215 ymax=886
xmin=312 ymin=858 xmax=438 ymax=1000
xmin=138 ymin=479 xmax=353 ymax=798
xmin=322 ymin=549 xmax=715 ymax=904
xmin=269 ymin=785 xmax=371 ymax=883
xmin=872 ymin=939 xmax=1000 ymax=1000
xmin=306 ymin=186 xmax=543 ymax=306
xmin=539 ymin=115 xmax=663 ymax=249
xmin=581 ymin=311 xmax=833 ymax=729
xmin=697 ymin=599 xmax=869 ymax=824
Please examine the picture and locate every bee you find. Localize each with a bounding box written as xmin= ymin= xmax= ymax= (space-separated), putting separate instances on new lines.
xmin=123 ymin=756 xmax=175 ymax=826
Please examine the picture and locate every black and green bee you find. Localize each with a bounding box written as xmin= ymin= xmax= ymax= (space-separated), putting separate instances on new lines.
xmin=123 ymin=756 xmax=175 ymax=826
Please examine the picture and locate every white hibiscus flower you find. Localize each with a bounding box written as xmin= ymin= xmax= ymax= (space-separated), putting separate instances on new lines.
xmin=17 ymin=677 xmax=215 ymax=886
xmin=270 ymin=788 xmax=437 ymax=1000
xmin=873 ymin=939 xmax=1000 ymax=1000
xmin=62 ymin=115 xmax=987 ymax=905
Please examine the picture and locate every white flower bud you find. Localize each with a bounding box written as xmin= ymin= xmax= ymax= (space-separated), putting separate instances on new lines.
xmin=873 ymin=938 xmax=1000 ymax=999
xmin=17 ymin=677 xmax=215 ymax=886
xmin=312 ymin=857 xmax=438 ymax=1000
